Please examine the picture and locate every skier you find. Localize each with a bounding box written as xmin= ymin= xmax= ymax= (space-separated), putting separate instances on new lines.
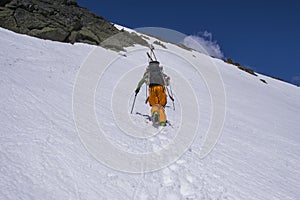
xmin=134 ymin=60 xmax=171 ymax=127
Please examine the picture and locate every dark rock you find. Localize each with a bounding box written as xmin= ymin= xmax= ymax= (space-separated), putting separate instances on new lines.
xmin=77 ymin=27 xmax=100 ymax=45
xmin=0 ymin=7 xmax=18 ymax=31
xmin=64 ymin=0 xmax=77 ymax=6
xmin=0 ymin=0 xmax=148 ymax=50
xmin=29 ymin=27 xmax=69 ymax=42
xmin=101 ymin=31 xmax=149 ymax=52
xmin=225 ymin=57 xmax=258 ymax=76
xmin=68 ymin=31 xmax=78 ymax=44
xmin=4 ymin=0 xmax=18 ymax=9
xmin=0 ymin=0 xmax=12 ymax=7
xmin=260 ymin=79 xmax=267 ymax=84
xmin=14 ymin=8 xmax=50 ymax=31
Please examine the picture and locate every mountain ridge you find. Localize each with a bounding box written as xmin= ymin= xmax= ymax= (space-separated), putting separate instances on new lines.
xmin=0 ymin=0 xmax=120 ymax=45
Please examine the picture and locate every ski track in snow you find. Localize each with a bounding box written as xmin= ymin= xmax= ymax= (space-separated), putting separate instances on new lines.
xmin=0 ymin=27 xmax=300 ymax=199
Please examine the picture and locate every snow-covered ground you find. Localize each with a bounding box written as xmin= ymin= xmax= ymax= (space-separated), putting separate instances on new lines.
xmin=0 ymin=27 xmax=300 ymax=199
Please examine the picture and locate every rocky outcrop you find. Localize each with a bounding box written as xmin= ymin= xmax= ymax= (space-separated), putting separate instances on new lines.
xmin=0 ymin=0 xmax=148 ymax=50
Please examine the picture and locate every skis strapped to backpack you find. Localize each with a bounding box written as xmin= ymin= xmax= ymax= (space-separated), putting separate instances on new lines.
xmin=146 ymin=45 xmax=175 ymax=109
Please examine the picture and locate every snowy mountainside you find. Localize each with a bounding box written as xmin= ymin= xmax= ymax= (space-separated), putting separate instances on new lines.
xmin=0 ymin=27 xmax=300 ymax=200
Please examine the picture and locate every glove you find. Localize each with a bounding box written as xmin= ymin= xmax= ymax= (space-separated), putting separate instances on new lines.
xmin=135 ymin=88 xmax=140 ymax=94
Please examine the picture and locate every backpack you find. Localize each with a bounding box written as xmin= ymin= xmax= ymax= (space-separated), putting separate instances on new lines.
xmin=147 ymin=61 xmax=165 ymax=86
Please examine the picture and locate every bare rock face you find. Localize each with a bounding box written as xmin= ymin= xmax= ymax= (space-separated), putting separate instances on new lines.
xmin=0 ymin=0 xmax=120 ymax=45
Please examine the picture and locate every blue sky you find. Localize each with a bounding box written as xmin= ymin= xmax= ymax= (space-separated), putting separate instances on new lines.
xmin=77 ymin=0 xmax=300 ymax=85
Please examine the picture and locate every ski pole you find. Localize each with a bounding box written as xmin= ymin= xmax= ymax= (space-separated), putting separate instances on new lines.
xmin=166 ymin=86 xmax=175 ymax=108
xmin=145 ymin=84 xmax=149 ymax=104
xmin=165 ymin=86 xmax=175 ymax=110
xmin=146 ymin=84 xmax=148 ymax=100
xmin=130 ymin=93 xmax=137 ymax=114
xmin=161 ymin=71 xmax=175 ymax=110
xmin=169 ymin=83 xmax=175 ymax=111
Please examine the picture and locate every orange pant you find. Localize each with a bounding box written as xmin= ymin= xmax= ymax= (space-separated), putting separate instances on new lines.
xmin=151 ymin=104 xmax=166 ymax=123
xmin=148 ymin=85 xmax=167 ymax=123
xmin=148 ymin=85 xmax=167 ymax=107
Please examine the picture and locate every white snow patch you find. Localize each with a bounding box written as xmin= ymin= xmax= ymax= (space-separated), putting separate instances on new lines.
xmin=1 ymin=27 xmax=300 ymax=200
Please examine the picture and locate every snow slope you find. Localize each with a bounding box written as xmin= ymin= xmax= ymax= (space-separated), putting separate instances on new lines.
xmin=1 ymin=27 xmax=300 ymax=200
